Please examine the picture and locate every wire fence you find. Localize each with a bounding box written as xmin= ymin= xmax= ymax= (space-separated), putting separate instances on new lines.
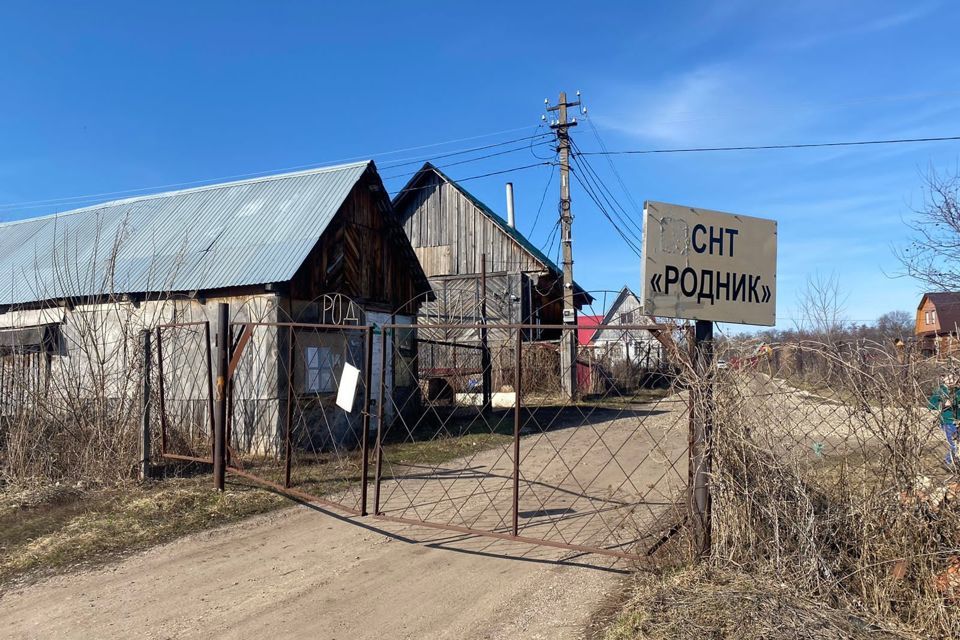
xmin=5 ymin=308 xmax=960 ymax=633
xmin=708 ymin=337 xmax=959 ymax=636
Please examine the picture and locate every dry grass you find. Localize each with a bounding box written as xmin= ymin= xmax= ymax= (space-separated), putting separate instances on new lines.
xmin=0 ymin=422 xmax=523 ymax=589
xmin=700 ymin=340 xmax=960 ymax=638
xmin=604 ymin=566 xmax=914 ymax=640
xmin=0 ymin=476 xmax=286 ymax=589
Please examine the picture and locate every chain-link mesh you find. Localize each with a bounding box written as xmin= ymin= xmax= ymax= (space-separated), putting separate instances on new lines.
xmin=155 ymin=321 xmax=214 ymax=463
xmin=710 ymin=337 xmax=960 ymax=635
xmin=227 ymin=321 xmax=372 ymax=514
xmin=153 ymin=316 xmax=690 ymax=562
xmin=375 ymin=322 xmax=688 ymax=561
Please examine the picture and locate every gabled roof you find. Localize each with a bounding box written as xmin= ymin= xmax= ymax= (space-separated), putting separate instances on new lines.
xmin=392 ymin=162 xmax=593 ymax=304
xmin=920 ymin=292 xmax=960 ymax=334
xmin=0 ymin=161 xmax=411 ymax=306
xmin=599 ymin=286 xmax=648 ymax=326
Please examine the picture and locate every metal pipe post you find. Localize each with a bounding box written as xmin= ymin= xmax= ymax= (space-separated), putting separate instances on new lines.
xmin=140 ymin=330 xmax=151 ymax=481
xmin=213 ymin=303 xmax=229 ymax=491
xmin=360 ymin=327 xmax=374 ymax=515
xmin=204 ymin=321 xmax=215 ymax=462
xmin=690 ymin=319 xmax=714 ymax=557
xmin=372 ymin=328 xmax=388 ymax=515
xmin=512 ymin=329 xmax=523 ymax=536
xmin=480 ymin=253 xmax=492 ymax=410
xmin=154 ymin=327 xmax=168 ymax=456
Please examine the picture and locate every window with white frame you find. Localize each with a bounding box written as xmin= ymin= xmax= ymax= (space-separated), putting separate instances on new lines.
xmin=621 ymin=310 xmax=633 ymax=324
xmin=305 ymin=346 xmax=342 ymax=393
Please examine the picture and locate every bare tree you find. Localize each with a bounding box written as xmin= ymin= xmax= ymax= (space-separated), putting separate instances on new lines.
xmin=796 ymin=272 xmax=848 ymax=339
xmin=897 ymin=166 xmax=960 ymax=291
xmin=875 ymin=310 xmax=913 ymax=340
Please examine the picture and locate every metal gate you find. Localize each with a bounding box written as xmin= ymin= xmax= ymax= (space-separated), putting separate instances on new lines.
xmin=156 ymin=312 xmax=692 ymax=562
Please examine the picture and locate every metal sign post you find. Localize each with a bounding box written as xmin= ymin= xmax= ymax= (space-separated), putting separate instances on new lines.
xmin=641 ymin=200 xmax=778 ymax=558
xmin=689 ymin=319 xmax=713 ymax=556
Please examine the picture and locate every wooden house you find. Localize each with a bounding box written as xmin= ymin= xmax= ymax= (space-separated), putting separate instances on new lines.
xmin=392 ymin=163 xmax=592 ymax=331
xmin=392 ymin=163 xmax=593 ymax=396
xmin=576 ymin=287 xmax=662 ymax=394
xmin=916 ymin=292 xmax=960 ymax=358
xmin=587 ymin=286 xmax=661 ymax=367
xmin=0 ymin=161 xmax=431 ymax=453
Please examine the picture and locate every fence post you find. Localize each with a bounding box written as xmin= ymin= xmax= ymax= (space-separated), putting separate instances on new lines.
xmin=360 ymin=326 xmax=373 ymax=515
xmin=140 ymin=329 xmax=151 ymax=481
xmin=512 ymin=328 xmax=522 ymax=536
xmin=213 ymin=303 xmax=229 ymax=491
xmin=155 ymin=327 xmax=168 ymax=456
xmin=372 ymin=327 xmax=388 ymax=516
xmin=690 ymin=320 xmax=714 ymax=557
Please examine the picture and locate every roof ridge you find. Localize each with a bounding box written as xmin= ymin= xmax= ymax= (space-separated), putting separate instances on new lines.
xmin=0 ymin=160 xmax=372 ymax=228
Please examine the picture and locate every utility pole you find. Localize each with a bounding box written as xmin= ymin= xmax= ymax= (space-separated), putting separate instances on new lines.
xmin=546 ymin=91 xmax=581 ymax=400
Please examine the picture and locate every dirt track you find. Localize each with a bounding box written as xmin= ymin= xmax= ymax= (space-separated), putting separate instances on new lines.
xmin=0 ymin=504 xmax=622 ymax=639
xmin=0 ymin=394 xmax=694 ymax=639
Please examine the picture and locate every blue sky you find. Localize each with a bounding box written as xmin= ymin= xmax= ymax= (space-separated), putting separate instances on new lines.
xmin=1 ymin=2 xmax=959 ymax=329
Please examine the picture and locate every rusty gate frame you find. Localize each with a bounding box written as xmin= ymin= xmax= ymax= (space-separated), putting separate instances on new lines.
xmin=155 ymin=311 xmax=695 ymax=562
xmin=369 ymin=321 xmax=688 ymax=562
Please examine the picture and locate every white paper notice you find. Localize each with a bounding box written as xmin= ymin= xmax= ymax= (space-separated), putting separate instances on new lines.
xmin=336 ymin=363 xmax=360 ymax=412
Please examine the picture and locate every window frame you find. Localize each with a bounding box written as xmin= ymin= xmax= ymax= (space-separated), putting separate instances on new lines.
xmin=304 ymin=344 xmax=342 ymax=394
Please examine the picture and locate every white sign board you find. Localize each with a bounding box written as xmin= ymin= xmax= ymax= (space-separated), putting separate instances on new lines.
xmin=641 ymin=201 xmax=777 ymax=326
xmin=336 ymin=363 xmax=361 ymax=412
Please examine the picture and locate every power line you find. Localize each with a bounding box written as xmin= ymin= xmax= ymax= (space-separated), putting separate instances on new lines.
xmin=570 ymin=156 xmax=642 ymax=250
xmin=0 ymin=127 xmax=547 ymax=213
xmin=584 ymin=117 xmax=645 ymax=220
xmin=378 ymin=133 xmax=551 ymax=171
xmin=568 ymin=144 xmax=643 ymax=250
xmin=569 ymin=167 xmax=642 ymax=256
xmin=579 ymin=134 xmax=960 ymax=156
xmin=380 ymin=140 xmax=554 ymax=180
xmin=390 ymin=162 xmax=554 ymax=198
xmin=528 ymin=122 xmax=557 ymax=161
xmin=570 ymin=138 xmax=644 ymax=241
xmin=528 ymin=162 xmax=556 ymax=237
xmin=539 ymin=213 xmax=561 ymax=260
xmin=0 ymin=161 xmax=556 ymax=220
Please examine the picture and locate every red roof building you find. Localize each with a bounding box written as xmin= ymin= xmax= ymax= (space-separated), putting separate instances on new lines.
xmin=577 ymin=315 xmax=603 ymax=346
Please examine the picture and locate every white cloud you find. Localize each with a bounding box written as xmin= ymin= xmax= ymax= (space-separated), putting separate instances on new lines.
xmin=595 ymin=65 xmax=790 ymax=146
xmin=781 ymin=4 xmax=940 ymax=51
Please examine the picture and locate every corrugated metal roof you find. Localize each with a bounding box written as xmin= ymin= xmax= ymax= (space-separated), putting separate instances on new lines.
xmin=0 ymin=161 xmax=371 ymax=306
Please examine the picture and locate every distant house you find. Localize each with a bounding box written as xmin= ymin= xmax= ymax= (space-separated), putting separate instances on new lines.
xmin=586 ymin=286 xmax=661 ymax=367
xmin=915 ymin=292 xmax=960 ymax=358
xmin=577 ymin=315 xmax=604 ymax=347
xmin=0 ymin=161 xmax=431 ymax=450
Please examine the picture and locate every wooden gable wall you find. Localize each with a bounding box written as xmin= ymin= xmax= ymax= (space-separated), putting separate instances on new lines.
xmin=398 ymin=172 xmax=548 ymax=277
xmin=916 ymin=296 xmax=941 ymax=336
xmin=289 ymin=170 xmax=423 ymax=315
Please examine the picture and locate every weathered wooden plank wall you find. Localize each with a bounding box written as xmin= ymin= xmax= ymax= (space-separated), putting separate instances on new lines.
xmin=290 ymin=169 xmax=423 ymax=315
xmin=399 ymin=173 xmax=546 ymax=277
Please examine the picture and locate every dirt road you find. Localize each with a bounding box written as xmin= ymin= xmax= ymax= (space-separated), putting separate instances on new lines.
xmin=0 ymin=392 xmax=694 ymax=639
xmin=0 ymin=503 xmax=623 ymax=639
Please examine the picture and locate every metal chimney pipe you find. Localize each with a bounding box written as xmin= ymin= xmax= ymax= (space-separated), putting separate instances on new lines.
xmin=506 ymin=182 xmax=515 ymax=228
